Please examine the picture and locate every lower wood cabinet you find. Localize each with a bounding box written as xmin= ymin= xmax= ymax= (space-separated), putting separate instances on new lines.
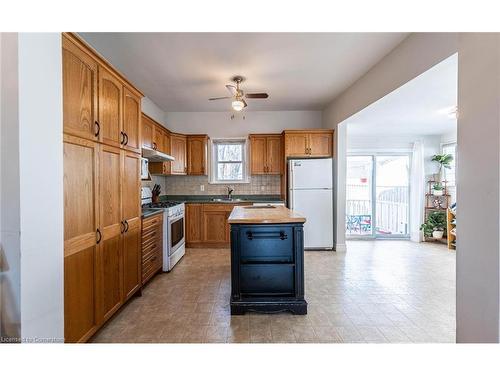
xmin=185 ymin=203 xmax=250 ymax=248
xmin=141 ymin=213 xmax=163 ymax=284
xmin=64 ymin=134 xmax=142 ymax=343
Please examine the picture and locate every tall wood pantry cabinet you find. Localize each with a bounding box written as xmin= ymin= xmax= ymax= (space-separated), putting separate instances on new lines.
xmin=62 ymin=33 xmax=143 ymax=343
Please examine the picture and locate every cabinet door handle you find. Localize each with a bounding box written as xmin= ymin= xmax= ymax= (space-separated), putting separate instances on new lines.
xmin=246 ymin=231 xmax=287 ymax=240
xmin=153 ymin=142 xmax=157 ymax=150
xmin=124 ymin=133 xmax=129 ymax=146
xmin=94 ymin=121 xmax=100 ymax=137
xmin=120 ymin=131 xmax=125 ymax=145
xmin=125 ymin=220 xmax=129 ymax=232
xmin=96 ymin=228 xmax=102 ymax=244
xmin=120 ymin=221 xmax=125 ymax=234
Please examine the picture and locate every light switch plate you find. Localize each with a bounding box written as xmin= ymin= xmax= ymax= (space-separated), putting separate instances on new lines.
xmin=200 ymin=185 xmax=205 ymax=191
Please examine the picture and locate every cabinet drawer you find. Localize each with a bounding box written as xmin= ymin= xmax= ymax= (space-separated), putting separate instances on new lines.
xmin=142 ymin=242 xmax=161 ymax=262
xmin=239 ymin=226 xmax=293 ymax=263
xmin=142 ymin=214 xmax=163 ymax=231
xmin=240 ymin=264 xmax=294 ymax=295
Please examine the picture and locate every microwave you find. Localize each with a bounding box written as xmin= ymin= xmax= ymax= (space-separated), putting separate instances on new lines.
xmin=141 ymin=158 xmax=150 ymax=180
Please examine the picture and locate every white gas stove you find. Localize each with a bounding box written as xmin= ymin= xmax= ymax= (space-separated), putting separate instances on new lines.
xmin=141 ymin=187 xmax=185 ymax=272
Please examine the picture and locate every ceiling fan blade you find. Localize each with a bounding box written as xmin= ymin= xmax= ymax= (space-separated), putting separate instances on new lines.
xmin=226 ymin=85 xmax=238 ymax=96
xmin=242 ymin=99 xmax=248 ymax=108
xmin=245 ymin=93 xmax=269 ymax=99
xmin=208 ymin=96 xmax=231 ymax=101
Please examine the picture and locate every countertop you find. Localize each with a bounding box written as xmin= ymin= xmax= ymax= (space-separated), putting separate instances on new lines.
xmin=159 ymin=194 xmax=284 ymax=204
xmin=227 ymin=205 xmax=306 ymax=224
xmin=141 ymin=209 xmax=163 ymax=219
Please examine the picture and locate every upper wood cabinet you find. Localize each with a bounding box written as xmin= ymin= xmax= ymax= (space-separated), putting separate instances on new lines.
xmin=63 ymin=33 xmax=143 ymax=155
xmin=249 ymin=134 xmax=283 ymax=175
xmin=187 ymin=135 xmax=208 ymax=175
xmin=141 ymin=113 xmax=154 ymax=149
xmin=122 ymin=88 xmax=142 ymax=154
xmin=171 ymin=134 xmax=187 ymax=175
xmin=98 ymin=67 xmax=123 ymax=149
xmin=62 ymin=36 xmax=98 ymax=141
xmin=283 ymin=129 xmax=334 ymax=158
xmin=308 ymin=131 xmax=333 ymax=157
xmin=153 ymin=125 xmax=165 ymax=153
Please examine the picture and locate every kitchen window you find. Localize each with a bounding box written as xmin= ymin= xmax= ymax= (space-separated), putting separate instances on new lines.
xmin=210 ymin=139 xmax=249 ymax=183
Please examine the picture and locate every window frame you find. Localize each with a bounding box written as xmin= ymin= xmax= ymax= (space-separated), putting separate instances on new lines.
xmin=441 ymin=142 xmax=457 ymax=187
xmin=209 ymin=138 xmax=250 ymax=184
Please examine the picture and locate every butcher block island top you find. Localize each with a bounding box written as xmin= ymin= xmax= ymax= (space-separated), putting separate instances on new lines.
xmin=228 ymin=205 xmax=306 ymax=224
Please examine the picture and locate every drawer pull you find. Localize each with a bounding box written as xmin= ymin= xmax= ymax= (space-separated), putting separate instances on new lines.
xmin=246 ymin=231 xmax=287 ymax=240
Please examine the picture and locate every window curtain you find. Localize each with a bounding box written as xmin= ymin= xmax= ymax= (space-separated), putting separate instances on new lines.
xmin=410 ymin=141 xmax=425 ymax=242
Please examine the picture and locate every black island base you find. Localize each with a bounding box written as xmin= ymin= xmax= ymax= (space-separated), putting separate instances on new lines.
xmin=228 ymin=211 xmax=308 ymax=315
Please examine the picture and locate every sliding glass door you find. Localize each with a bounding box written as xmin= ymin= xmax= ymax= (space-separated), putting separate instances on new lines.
xmin=346 ymin=154 xmax=410 ymax=238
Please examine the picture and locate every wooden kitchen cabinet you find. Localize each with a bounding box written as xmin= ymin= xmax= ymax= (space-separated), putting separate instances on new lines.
xmin=63 ymin=33 xmax=144 ymax=343
xmin=62 ymin=36 xmax=99 ymax=142
xmin=141 ymin=113 xmax=154 ymax=149
xmin=187 ymin=135 xmax=208 ymax=175
xmin=121 ymin=151 xmax=142 ymax=300
xmin=185 ymin=204 xmax=203 ymax=246
xmin=202 ymin=205 xmax=229 ymax=245
xmin=283 ymin=129 xmax=334 ymax=158
xmin=63 ymin=134 xmax=99 ymax=343
xmin=122 ymin=87 xmax=142 ymax=154
xmin=153 ymin=125 xmax=165 ymax=153
xmin=141 ymin=213 xmax=163 ymax=284
xmin=99 ymin=67 xmax=123 ymax=149
xmin=98 ymin=145 xmax=123 ymax=322
xmin=184 ymin=203 xmax=251 ymax=248
xmin=171 ymin=133 xmax=187 ymax=175
xmin=308 ymin=131 xmax=333 ymax=157
xmin=249 ymin=134 xmax=282 ymax=175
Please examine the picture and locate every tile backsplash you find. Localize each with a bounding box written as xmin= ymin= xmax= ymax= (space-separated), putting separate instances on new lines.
xmin=142 ymin=175 xmax=281 ymax=196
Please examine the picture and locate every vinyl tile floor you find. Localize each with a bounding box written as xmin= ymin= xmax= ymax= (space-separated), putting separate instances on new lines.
xmin=91 ymin=240 xmax=456 ymax=343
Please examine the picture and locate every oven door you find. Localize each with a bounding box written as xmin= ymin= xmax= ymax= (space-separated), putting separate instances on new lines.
xmin=168 ymin=214 xmax=185 ymax=256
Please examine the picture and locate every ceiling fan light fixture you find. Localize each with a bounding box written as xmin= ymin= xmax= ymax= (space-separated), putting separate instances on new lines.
xmin=232 ymin=99 xmax=245 ymax=111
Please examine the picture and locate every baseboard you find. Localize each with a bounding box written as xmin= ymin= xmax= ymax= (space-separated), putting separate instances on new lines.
xmin=334 ymin=243 xmax=347 ymax=252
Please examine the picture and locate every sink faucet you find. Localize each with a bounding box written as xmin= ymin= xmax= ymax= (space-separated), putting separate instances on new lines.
xmin=227 ymin=186 xmax=234 ymax=200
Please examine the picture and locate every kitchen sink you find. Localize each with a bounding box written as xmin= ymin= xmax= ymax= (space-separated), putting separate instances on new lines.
xmin=211 ymin=198 xmax=245 ymax=203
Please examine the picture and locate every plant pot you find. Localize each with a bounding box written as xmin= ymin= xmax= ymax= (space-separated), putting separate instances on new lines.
xmin=432 ymin=189 xmax=443 ymax=196
xmin=432 ymin=230 xmax=444 ymax=239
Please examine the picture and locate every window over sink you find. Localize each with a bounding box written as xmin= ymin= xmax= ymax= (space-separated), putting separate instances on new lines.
xmin=210 ymin=139 xmax=249 ymax=184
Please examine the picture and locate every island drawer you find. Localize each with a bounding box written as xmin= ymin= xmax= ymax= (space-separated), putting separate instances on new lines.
xmin=238 ymin=226 xmax=293 ymax=263
xmin=240 ymin=264 xmax=295 ymax=295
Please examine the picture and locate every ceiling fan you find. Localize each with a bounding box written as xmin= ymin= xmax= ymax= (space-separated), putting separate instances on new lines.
xmin=209 ymin=76 xmax=269 ymax=111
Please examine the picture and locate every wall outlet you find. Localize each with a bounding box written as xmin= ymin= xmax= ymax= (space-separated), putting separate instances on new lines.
xmin=200 ymin=185 xmax=205 ymax=192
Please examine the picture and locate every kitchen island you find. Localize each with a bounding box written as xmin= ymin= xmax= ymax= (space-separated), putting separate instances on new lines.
xmin=228 ymin=205 xmax=307 ymax=315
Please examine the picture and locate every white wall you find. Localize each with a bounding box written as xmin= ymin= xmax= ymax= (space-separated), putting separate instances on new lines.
xmin=0 ymin=33 xmax=21 ymax=339
xmin=456 ymin=33 xmax=500 ymax=343
xmin=323 ymin=33 xmax=458 ymax=254
xmin=165 ymin=111 xmax=322 ymax=138
xmin=142 ymin=96 xmax=167 ymax=126
xmin=18 ymin=33 xmax=64 ymax=342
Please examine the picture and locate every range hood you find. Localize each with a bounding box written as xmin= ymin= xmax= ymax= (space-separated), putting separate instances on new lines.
xmin=142 ymin=147 xmax=175 ymax=162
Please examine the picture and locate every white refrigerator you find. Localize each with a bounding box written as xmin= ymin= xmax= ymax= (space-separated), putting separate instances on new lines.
xmin=288 ymin=158 xmax=333 ymax=250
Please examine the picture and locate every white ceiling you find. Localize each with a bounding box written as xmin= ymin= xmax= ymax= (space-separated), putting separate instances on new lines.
xmin=79 ymin=32 xmax=408 ymax=112
xmin=346 ymin=54 xmax=458 ymax=137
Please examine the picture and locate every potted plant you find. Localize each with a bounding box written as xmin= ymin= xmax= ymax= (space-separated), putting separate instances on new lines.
xmin=432 ymin=182 xmax=444 ymax=196
xmin=420 ymin=211 xmax=447 ymax=239
xmin=431 ymin=153 xmax=453 ymax=181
